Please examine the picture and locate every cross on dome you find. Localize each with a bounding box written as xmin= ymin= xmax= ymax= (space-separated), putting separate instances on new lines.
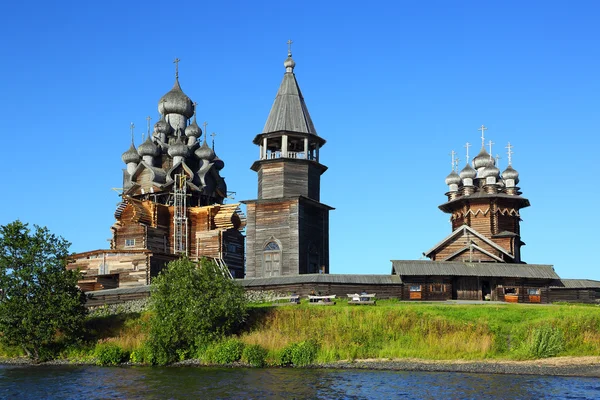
xmin=450 ymin=150 xmax=456 ymax=170
xmin=464 ymin=142 xmax=471 ymax=164
xmin=506 ymin=142 xmax=514 ymax=165
xmin=287 ymin=39 xmax=293 ymax=56
xmin=478 ymin=125 xmax=487 ymax=148
xmin=211 ymin=132 xmax=217 ymax=150
xmin=146 ymin=116 xmax=151 ymax=135
xmin=173 ymin=58 xmax=180 ymax=79
xmin=488 ymin=139 xmax=494 ymax=159
xmin=203 ymin=122 xmax=208 ymax=143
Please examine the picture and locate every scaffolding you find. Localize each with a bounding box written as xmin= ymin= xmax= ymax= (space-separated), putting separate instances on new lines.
xmin=173 ymin=174 xmax=188 ymax=255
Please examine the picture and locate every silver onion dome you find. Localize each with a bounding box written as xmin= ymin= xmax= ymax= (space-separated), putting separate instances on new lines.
xmin=158 ymin=80 xmax=194 ymax=118
xmin=480 ymin=164 xmax=500 ymax=179
xmin=137 ymin=136 xmax=160 ymax=157
xmin=122 ymin=144 xmax=141 ymax=164
xmin=445 ymin=170 xmax=461 ymax=186
xmin=284 ymin=56 xmax=296 ymax=71
xmin=195 ymin=141 xmax=215 ymax=161
xmin=168 ymin=137 xmax=189 ymax=158
xmin=212 ymin=155 xmax=225 ymax=171
xmin=154 ymin=118 xmax=172 ymax=135
xmin=459 ymin=163 xmax=477 ymax=180
xmin=473 ymin=147 xmax=494 ymax=170
xmin=502 ymin=165 xmax=520 ymax=184
xmin=185 ymin=119 xmax=201 ymax=138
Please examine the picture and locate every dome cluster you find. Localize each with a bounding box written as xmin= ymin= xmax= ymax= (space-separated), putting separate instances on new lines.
xmin=444 ymin=133 xmax=521 ymax=200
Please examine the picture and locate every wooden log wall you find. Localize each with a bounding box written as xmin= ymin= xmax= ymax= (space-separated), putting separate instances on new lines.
xmin=298 ymin=200 xmax=330 ymax=274
xmin=548 ymin=289 xmax=600 ymax=304
xmin=68 ymin=251 xmax=151 ymax=290
xmin=400 ymin=277 xmax=453 ymax=301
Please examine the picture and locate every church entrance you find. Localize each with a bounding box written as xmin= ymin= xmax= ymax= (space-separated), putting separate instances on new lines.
xmin=263 ymin=241 xmax=281 ymax=277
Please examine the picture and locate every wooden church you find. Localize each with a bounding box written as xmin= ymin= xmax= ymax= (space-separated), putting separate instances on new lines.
xmin=392 ymin=128 xmax=560 ymax=303
xmin=68 ymin=61 xmax=246 ymax=291
xmin=243 ymin=45 xmax=333 ymax=278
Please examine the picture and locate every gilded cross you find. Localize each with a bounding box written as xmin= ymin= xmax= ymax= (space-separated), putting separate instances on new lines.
xmin=506 ymin=142 xmax=513 ymax=165
xmin=287 ymin=39 xmax=293 ymax=56
xmin=173 ymin=58 xmax=180 ymax=79
xmin=464 ymin=142 xmax=471 ymax=164
xmin=478 ymin=125 xmax=487 ymax=148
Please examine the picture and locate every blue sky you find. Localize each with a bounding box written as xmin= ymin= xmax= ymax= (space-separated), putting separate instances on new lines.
xmin=1 ymin=1 xmax=598 ymax=279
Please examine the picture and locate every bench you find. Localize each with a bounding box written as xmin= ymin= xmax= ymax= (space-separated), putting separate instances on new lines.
xmin=308 ymin=295 xmax=336 ymax=305
xmin=347 ymin=293 xmax=376 ymax=305
xmin=272 ymin=295 xmax=300 ymax=306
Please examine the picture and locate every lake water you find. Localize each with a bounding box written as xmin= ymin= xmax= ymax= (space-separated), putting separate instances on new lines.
xmin=1 ymin=365 xmax=599 ymax=399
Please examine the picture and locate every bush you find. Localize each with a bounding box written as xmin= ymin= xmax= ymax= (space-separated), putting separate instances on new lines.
xmin=147 ymin=257 xmax=247 ymax=365
xmin=525 ymin=325 xmax=565 ymax=358
xmin=242 ymin=344 xmax=267 ymax=367
xmin=129 ymin=343 xmax=154 ymax=364
xmin=210 ymin=338 xmax=245 ymax=364
xmin=278 ymin=340 xmax=319 ymax=366
xmin=94 ymin=342 xmax=129 ymax=366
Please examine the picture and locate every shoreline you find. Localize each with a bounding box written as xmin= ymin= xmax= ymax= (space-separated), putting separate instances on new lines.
xmin=2 ymin=356 xmax=599 ymax=377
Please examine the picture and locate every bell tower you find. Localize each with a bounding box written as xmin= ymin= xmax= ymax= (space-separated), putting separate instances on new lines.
xmin=243 ymin=43 xmax=333 ymax=278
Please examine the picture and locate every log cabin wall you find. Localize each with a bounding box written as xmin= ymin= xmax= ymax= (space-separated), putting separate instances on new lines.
xmin=298 ymin=200 xmax=330 ymax=274
xmin=400 ymin=277 xmax=453 ymax=301
xmin=434 ymin=234 xmax=503 ymax=262
xmin=222 ymin=228 xmax=245 ymax=278
xmin=244 ymin=199 xmax=300 ymax=277
xmin=257 ymin=161 xmax=322 ymax=201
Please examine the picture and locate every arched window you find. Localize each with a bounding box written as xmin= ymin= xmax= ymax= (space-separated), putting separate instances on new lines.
xmin=263 ymin=240 xmax=281 ymax=277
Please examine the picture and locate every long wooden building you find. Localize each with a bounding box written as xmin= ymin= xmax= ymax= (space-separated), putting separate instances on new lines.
xmin=68 ymin=62 xmax=246 ymax=291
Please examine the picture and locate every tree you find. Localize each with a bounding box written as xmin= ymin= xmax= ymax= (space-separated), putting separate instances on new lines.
xmin=148 ymin=257 xmax=247 ymax=365
xmin=0 ymin=221 xmax=87 ymax=361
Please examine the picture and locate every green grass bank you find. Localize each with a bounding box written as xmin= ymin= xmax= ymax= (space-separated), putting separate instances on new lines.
xmin=3 ymin=300 xmax=600 ymax=366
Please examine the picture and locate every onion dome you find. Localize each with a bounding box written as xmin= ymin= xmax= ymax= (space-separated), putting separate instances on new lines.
xmin=154 ymin=118 xmax=172 ymax=135
xmin=212 ymin=155 xmax=225 ymax=171
xmin=502 ymin=165 xmax=520 ymax=184
xmin=195 ymin=140 xmax=215 ymax=161
xmin=158 ymin=79 xmax=194 ymax=118
xmin=185 ymin=119 xmax=201 ymax=138
xmin=472 ymin=147 xmax=494 ymax=169
xmin=480 ymin=164 xmax=500 ymax=179
xmin=459 ymin=163 xmax=477 ymax=180
xmin=168 ymin=137 xmax=189 ymax=158
xmin=137 ymin=136 xmax=160 ymax=157
xmin=445 ymin=170 xmax=461 ymax=186
xmin=284 ymin=55 xmax=296 ymax=71
xmin=122 ymin=144 xmax=140 ymax=164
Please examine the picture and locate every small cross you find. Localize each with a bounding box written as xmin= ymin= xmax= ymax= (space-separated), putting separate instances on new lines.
xmin=506 ymin=142 xmax=513 ymax=165
xmin=454 ymin=157 xmax=460 ymax=171
xmin=287 ymin=39 xmax=293 ymax=56
xmin=478 ymin=125 xmax=487 ymax=148
xmin=202 ymin=121 xmax=208 ymax=142
xmin=464 ymin=142 xmax=471 ymax=164
xmin=495 ymin=154 xmax=501 ymax=169
xmin=173 ymin=58 xmax=180 ymax=79
xmin=211 ymin=132 xmax=216 ymax=150
xmin=146 ymin=116 xmax=151 ymax=135
xmin=449 ymin=150 xmax=456 ymax=170
xmin=193 ymin=102 xmax=198 ymax=117
xmin=488 ymin=139 xmax=495 ymax=159
xmin=130 ymin=122 xmax=135 ymax=144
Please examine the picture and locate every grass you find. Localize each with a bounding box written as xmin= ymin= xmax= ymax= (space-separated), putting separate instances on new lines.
xmin=2 ymin=300 xmax=600 ymax=365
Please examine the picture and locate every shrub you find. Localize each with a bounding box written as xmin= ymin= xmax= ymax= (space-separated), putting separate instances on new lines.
xmin=242 ymin=344 xmax=267 ymax=367
xmin=129 ymin=343 xmax=154 ymax=364
xmin=525 ymin=325 xmax=565 ymax=358
xmin=278 ymin=343 xmax=297 ymax=366
xmin=291 ymin=339 xmax=319 ymax=366
xmin=210 ymin=338 xmax=245 ymax=364
xmin=148 ymin=257 xmax=247 ymax=365
xmin=94 ymin=342 xmax=129 ymax=366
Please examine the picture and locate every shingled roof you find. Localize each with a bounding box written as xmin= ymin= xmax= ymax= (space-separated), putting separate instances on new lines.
xmin=392 ymin=260 xmax=559 ymax=280
xmin=262 ymin=57 xmax=317 ymax=135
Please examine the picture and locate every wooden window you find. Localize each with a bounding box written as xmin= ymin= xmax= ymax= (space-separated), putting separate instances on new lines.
xmin=125 ymin=239 xmax=136 ymax=247
xmin=409 ymin=285 xmax=421 ymax=292
xmin=430 ymin=283 xmax=445 ymax=293
xmin=527 ymin=288 xmax=540 ymax=295
xmin=504 ymin=287 xmax=518 ymax=294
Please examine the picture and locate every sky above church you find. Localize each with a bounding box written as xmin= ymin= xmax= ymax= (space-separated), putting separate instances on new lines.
xmin=1 ymin=1 xmax=598 ymax=279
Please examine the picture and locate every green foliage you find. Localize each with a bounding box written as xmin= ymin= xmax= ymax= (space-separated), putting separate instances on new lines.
xmin=524 ymin=325 xmax=565 ymax=358
xmin=291 ymin=339 xmax=319 ymax=366
xmin=278 ymin=343 xmax=296 ymax=366
xmin=208 ymin=338 xmax=245 ymax=364
xmin=147 ymin=257 xmax=247 ymax=365
xmin=129 ymin=343 xmax=154 ymax=364
xmin=242 ymin=344 xmax=267 ymax=367
xmin=0 ymin=221 xmax=87 ymax=362
xmin=94 ymin=342 xmax=129 ymax=366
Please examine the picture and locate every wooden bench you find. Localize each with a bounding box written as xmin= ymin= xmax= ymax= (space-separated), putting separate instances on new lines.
xmin=308 ymin=295 xmax=336 ymax=305
xmin=272 ymin=295 xmax=300 ymax=306
xmin=347 ymin=293 xmax=376 ymax=305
